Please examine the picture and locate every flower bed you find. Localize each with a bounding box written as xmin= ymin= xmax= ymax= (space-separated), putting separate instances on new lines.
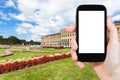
xmin=0 ymin=53 xmax=71 ymax=74
xmin=0 ymin=50 xmax=13 ymax=57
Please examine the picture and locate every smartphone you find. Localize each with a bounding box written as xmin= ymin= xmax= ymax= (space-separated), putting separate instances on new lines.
xmin=76 ymin=5 xmax=107 ymax=62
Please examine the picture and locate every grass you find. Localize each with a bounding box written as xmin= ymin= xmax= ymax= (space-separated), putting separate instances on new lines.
xmin=39 ymin=48 xmax=70 ymax=54
xmin=0 ymin=49 xmax=6 ymax=54
xmin=0 ymin=48 xmax=70 ymax=61
xmin=0 ymin=52 xmax=42 ymax=60
xmin=0 ymin=47 xmax=98 ymax=79
xmin=0 ymin=58 xmax=99 ymax=80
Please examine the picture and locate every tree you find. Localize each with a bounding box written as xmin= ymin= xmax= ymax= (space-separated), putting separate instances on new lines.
xmin=0 ymin=35 xmax=40 ymax=45
xmin=7 ymin=36 xmax=20 ymax=45
xmin=0 ymin=35 xmax=4 ymax=44
xmin=0 ymin=35 xmax=4 ymax=39
xmin=30 ymin=40 xmax=34 ymax=45
xmin=20 ymin=40 xmax=26 ymax=45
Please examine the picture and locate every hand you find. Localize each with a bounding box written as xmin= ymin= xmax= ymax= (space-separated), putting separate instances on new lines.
xmin=66 ymin=18 xmax=120 ymax=80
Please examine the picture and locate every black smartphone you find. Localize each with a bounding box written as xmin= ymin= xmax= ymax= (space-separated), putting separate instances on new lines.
xmin=76 ymin=5 xmax=107 ymax=62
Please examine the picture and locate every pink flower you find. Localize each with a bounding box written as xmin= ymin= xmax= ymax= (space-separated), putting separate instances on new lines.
xmin=4 ymin=50 xmax=13 ymax=55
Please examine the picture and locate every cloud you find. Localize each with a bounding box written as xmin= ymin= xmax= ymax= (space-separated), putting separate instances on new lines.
xmin=30 ymin=26 xmax=49 ymax=36
xmin=28 ymin=35 xmax=41 ymax=41
xmin=0 ymin=22 xmax=6 ymax=25
xmin=16 ymin=22 xmax=33 ymax=34
xmin=102 ymin=0 xmax=120 ymax=16
xmin=12 ymin=0 xmax=120 ymax=26
xmin=11 ymin=0 xmax=120 ymax=41
xmin=11 ymin=0 xmax=78 ymax=24
xmin=16 ymin=22 xmax=49 ymax=35
xmin=16 ymin=22 xmax=49 ymax=41
xmin=5 ymin=0 xmax=16 ymax=8
xmin=1 ymin=16 xmax=11 ymax=20
xmin=12 ymin=0 xmax=77 ymax=41
xmin=10 ymin=13 xmax=27 ymax=21
xmin=0 ymin=12 xmax=11 ymax=20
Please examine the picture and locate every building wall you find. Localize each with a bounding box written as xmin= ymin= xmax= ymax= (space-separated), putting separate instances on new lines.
xmin=41 ymin=36 xmax=50 ymax=46
xmin=60 ymin=28 xmax=76 ymax=47
xmin=41 ymin=28 xmax=76 ymax=47
xmin=115 ymin=22 xmax=120 ymax=40
xmin=41 ymin=33 xmax=61 ymax=47
xmin=50 ymin=33 xmax=61 ymax=46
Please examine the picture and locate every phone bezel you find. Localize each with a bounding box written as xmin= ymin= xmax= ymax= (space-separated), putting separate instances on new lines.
xmin=76 ymin=5 xmax=107 ymax=62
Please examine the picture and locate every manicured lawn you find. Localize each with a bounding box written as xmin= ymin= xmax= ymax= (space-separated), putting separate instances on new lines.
xmin=0 ymin=48 xmax=98 ymax=79
xmin=0 ymin=58 xmax=99 ymax=80
xmin=0 ymin=49 xmax=6 ymax=54
xmin=0 ymin=48 xmax=70 ymax=60
xmin=0 ymin=52 xmax=42 ymax=60
xmin=39 ymin=48 xmax=70 ymax=54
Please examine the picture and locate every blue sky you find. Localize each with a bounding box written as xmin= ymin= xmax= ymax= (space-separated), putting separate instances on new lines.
xmin=0 ymin=0 xmax=120 ymax=41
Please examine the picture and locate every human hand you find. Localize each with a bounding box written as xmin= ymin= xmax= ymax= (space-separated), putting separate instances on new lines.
xmin=66 ymin=18 xmax=120 ymax=80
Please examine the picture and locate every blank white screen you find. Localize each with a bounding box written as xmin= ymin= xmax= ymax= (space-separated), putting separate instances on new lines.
xmin=78 ymin=11 xmax=104 ymax=53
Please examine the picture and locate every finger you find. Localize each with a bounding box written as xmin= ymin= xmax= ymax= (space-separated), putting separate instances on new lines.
xmin=107 ymin=30 xmax=109 ymax=45
xmin=65 ymin=25 xmax=76 ymax=32
xmin=71 ymin=50 xmax=77 ymax=62
xmin=70 ymin=39 xmax=78 ymax=61
xmin=71 ymin=50 xmax=84 ymax=68
xmin=106 ymin=17 xmax=120 ymax=69
xmin=76 ymin=62 xmax=84 ymax=69
xmin=90 ymin=62 xmax=103 ymax=67
xmin=70 ymin=39 xmax=85 ymax=68
xmin=70 ymin=39 xmax=77 ymax=51
xmin=107 ymin=17 xmax=119 ymax=43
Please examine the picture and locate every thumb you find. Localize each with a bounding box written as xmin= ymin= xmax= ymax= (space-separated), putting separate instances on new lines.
xmin=105 ymin=17 xmax=120 ymax=71
xmin=107 ymin=17 xmax=119 ymax=43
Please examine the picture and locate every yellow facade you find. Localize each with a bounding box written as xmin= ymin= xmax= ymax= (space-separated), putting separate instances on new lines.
xmin=41 ymin=28 xmax=76 ymax=47
xmin=60 ymin=28 xmax=76 ymax=47
xmin=115 ymin=22 xmax=120 ymax=40
xmin=41 ymin=33 xmax=61 ymax=47
xmin=41 ymin=35 xmax=50 ymax=46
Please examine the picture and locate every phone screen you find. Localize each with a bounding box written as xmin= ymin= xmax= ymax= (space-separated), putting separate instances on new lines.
xmin=78 ymin=11 xmax=105 ymax=53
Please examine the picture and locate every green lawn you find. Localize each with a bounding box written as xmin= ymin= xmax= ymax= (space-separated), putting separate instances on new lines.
xmin=0 ymin=58 xmax=99 ymax=80
xmin=0 ymin=52 xmax=42 ymax=60
xmin=0 ymin=48 xmax=70 ymax=61
xmin=0 ymin=49 xmax=6 ymax=54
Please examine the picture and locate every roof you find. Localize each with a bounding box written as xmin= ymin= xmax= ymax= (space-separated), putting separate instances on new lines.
xmin=41 ymin=33 xmax=61 ymax=38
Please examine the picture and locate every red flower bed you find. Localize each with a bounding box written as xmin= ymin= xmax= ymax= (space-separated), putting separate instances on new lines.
xmin=0 ymin=53 xmax=71 ymax=74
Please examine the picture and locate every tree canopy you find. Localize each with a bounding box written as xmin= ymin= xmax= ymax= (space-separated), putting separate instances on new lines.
xmin=0 ymin=35 xmax=40 ymax=45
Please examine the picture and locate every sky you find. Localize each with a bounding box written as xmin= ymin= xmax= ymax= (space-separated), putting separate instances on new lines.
xmin=0 ymin=0 xmax=120 ymax=41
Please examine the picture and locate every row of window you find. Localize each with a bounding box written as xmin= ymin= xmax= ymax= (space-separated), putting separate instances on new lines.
xmin=61 ymin=30 xmax=67 ymax=34
xmin=61 ymin=42 xmax=70 ymax=46
xmin=61 ymin=34 xmax=75 ymax=37
xmin=61 ymin=39 xmax=71 ymax=42
xmin=41 ymin=43 xmax=70 ymax=46
xmin=42 ymin=39 xmax=72 ymax=43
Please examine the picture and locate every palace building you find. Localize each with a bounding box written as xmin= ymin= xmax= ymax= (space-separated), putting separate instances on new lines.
xmin=41 ymin=22 xmax=120 ymax=47
xmin=41 ymin=33 xmax=61 ymax=47
xmin=115 ymin=21 xmax=120 ymax=40
xmin=41 ymin=28 xmax=76 ymax=47
xmin=60 ymin=28 xmax=76 ymax=47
